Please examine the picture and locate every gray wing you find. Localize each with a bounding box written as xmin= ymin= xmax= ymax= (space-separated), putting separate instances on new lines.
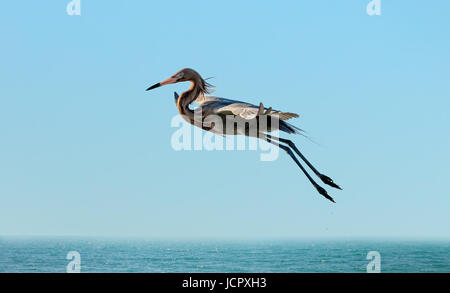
xmin=194 ymin=95 xmax=299 ymax=120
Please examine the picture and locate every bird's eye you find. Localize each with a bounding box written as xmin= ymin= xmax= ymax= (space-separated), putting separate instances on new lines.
xmin=177 ymin=72 xmax=184 ymax=78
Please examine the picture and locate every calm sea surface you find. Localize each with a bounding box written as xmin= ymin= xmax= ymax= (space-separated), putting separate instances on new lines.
xmin=0 ymin=237 xmax=448 ymax=273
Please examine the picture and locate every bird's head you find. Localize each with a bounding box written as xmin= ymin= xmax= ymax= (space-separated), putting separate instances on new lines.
xmin=146 ymin=68 xmax=200 ymax=91
xmin=146 ymin=68 xmax=213 ymax=95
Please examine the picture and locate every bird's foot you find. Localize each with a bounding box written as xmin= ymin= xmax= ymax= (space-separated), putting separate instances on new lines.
xmin=315 ymin=185 xmax=335 ymax=203
xmin=320 ymin=174 xmax=342 ymax=190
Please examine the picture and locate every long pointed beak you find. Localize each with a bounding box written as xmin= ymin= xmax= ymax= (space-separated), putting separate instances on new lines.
xmin=146 ymin=76 xmax=178 ymax=91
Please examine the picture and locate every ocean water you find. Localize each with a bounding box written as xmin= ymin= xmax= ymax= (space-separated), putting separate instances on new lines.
xmin=0 ymin=237 xmax=448 ymax=273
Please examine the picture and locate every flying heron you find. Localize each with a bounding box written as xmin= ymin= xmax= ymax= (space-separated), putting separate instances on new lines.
xmin=146 ymin=68 xmax=341 ymax=202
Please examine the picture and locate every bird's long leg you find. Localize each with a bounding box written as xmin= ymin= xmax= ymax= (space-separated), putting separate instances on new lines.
xmin=263 ymin=134 xmax=335 ymax=203
xmin=266 ymin=134 xmax=342 ymax=190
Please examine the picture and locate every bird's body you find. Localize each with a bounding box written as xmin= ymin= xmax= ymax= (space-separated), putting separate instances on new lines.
xmin=147 ymin=68 xmax=342 ymax=202
xmin=193 ymin=95 xmax=301 ymax=135
xmin=181 ymin=94 xmax=303 ymax=136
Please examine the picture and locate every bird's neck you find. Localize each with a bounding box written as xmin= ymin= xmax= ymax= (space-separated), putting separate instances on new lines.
xmin=176 ymin=80 xmax=202 ymax=123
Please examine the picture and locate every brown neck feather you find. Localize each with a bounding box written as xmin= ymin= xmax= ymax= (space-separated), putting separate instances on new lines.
xmin=176 ymin=76 xmax=212 ymax=124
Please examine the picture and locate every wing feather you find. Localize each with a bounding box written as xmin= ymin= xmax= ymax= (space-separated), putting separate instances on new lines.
xmin=195 ymin=96 xmax=299 ymax=121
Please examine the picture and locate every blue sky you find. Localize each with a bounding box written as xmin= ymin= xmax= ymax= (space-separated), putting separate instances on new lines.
xmin=0 ymin=0 xmax=449 ymax=239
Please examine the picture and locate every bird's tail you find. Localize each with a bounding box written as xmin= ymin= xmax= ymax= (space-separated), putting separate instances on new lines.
xmin=279 ymin=120 xmax=315 ymax=142
xmin=279 ymin=120 xmax=304 ymax=135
